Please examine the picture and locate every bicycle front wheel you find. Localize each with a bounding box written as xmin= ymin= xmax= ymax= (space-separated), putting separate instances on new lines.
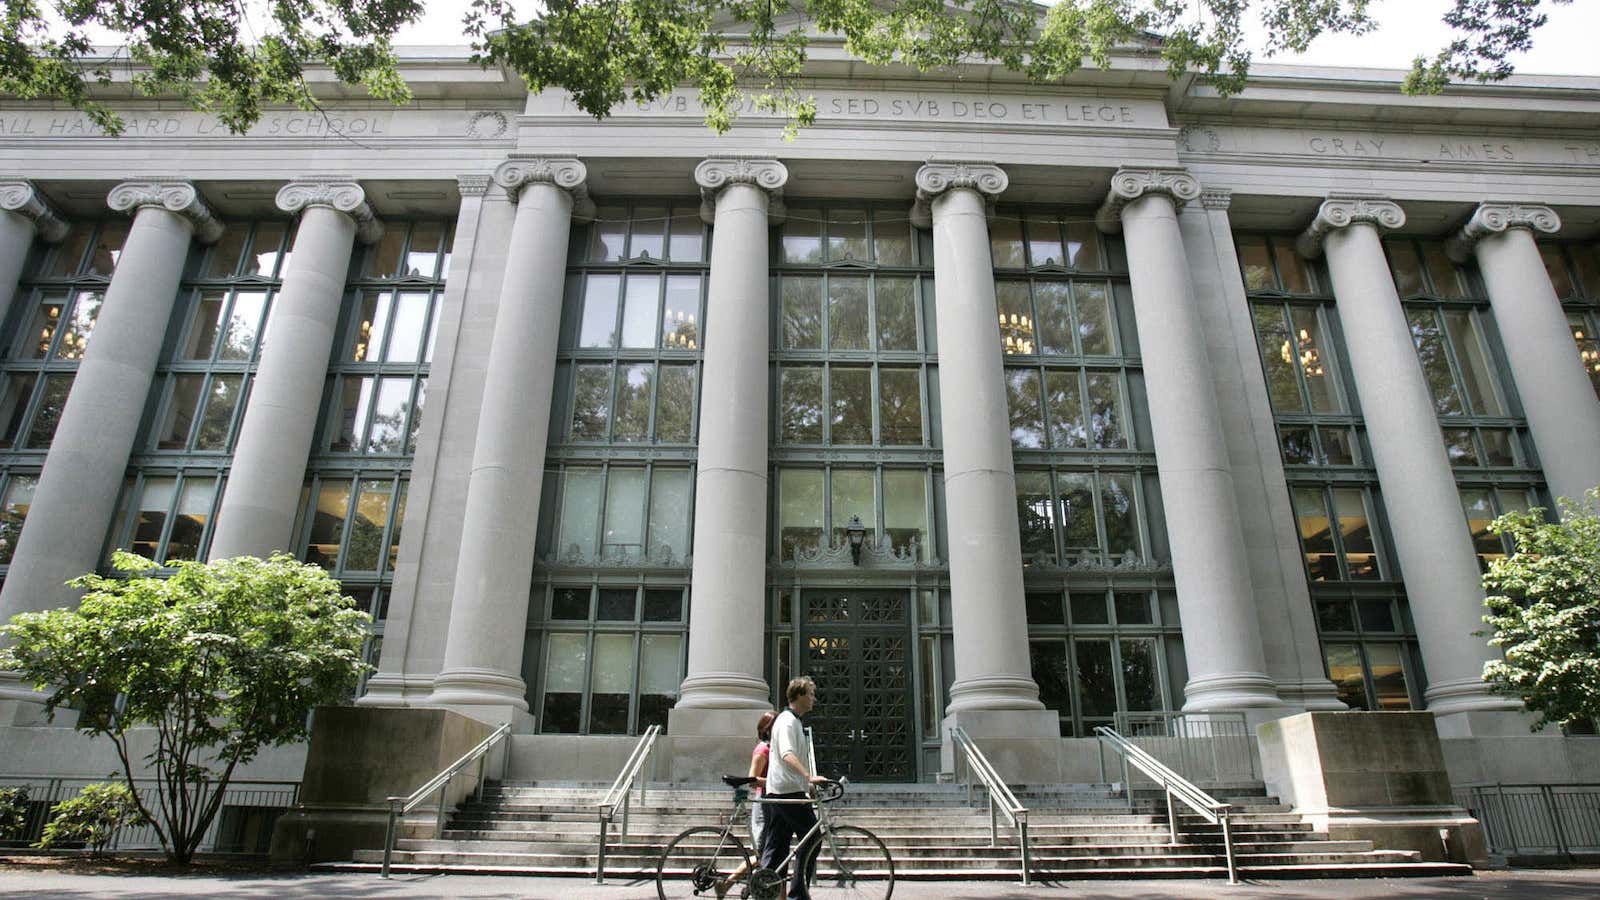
xmin=657 ymin=825 xmax=751 ymax=900
xmin=807 ymin=824 xmax=894 ymax=900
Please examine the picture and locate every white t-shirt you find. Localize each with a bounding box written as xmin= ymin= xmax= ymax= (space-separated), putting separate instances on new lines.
xmin=766 ymin=707 xmax=810 ymax=795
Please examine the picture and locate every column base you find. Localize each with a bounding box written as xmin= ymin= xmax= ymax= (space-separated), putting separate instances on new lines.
xmin=945 ymin=674 xmax=1044 ymax=714
xmin=675 ymin=671 xmax=771 ymax=711
xmin=1423 ymin=677 xmax=1525 ymax=737
xmin=667 ymin=706 xmax=770 ymax=737
xmin=427 ymin=667 xmax=531 ymax=728
xmin=1275 ymin=678 xmax=1351 ymax=713
xmin=356 ymin=671 xmax=435 ymax=708
xmin=1182 ymin=671 xmax=1287 ymax=718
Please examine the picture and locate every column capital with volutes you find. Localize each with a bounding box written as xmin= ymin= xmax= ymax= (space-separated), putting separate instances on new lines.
xmin=106 ymin=180 xmax=224 ymax=244
xmin=910 ymin=161 xmax=1007 ymax=228
xmin=1094 ymin=168 xmax=1201 ymax=233
xmin=694 ymin=156 xmax=789 ymax=225
xmin=1296 ymin=195 xmax=1405 ymax=259
xmin=275 ymin=179 xmax=384 ymax=244
xmin=1446 ymin=202 xmax=1561 ymax=263
xmin=493 ymin=154 xmax=595 ymax=221
xmin=0 ymin=181 xmax=70 ymax=242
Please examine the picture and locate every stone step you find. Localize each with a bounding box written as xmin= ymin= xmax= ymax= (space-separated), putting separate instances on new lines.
xmin=399 ymin=837 xmax=1380 ymax=858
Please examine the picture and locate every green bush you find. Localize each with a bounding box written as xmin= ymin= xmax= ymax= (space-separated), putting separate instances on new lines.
xmin=0 ymin=786 xmax=28 ymax=840
xmin=36 ymin=782 xmax=146 ymax=858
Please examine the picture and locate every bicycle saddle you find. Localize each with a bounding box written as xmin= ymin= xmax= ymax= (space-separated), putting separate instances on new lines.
xmin=722 ymin=775 xmax=759 ymax=787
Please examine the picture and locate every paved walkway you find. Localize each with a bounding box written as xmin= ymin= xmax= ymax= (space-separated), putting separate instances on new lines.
xmin=1 ymin=869 xmax=1599 ymax=899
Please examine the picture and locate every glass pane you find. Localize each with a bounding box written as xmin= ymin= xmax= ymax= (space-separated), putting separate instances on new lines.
xmin=159 ymin=374 xmax=204 ymax=450
xmin=668 ymin=207 xmax=704 ymax=262
xmin=579 ymin=275 xmax=620 ymax=349
xmin=1479 ymin=429 xmax=1517 ymax=466
xmin=1358 ymin=600 xmax=1396 ymax=633
xmin=1321 ymin=426 xmax=1358 ymax=465
xmin=1065 ymin=221 xmax=1102 ymax=271
xmin=205 ymin=228 xmax=246 ymax=278
xmin=1275 ymin=239 xmax=1313 ymax=294
xmin=996 ymin=282 xmax=1035 ymax=356
xmin=655 ymin=365 xmax=695 ymax=443
xmin=782 ymin=276 xmax=822 ymax=350
xmin=779 ymin=469 xmax=824 ymax=560
xmin=1071 ymin=592 xmax=1109 ymax=625
xmin=388 ymin=482 xmax=408 ymax=571
xmin=601 ymin=468 xmax=647 ymax=562
xmin=873 ymin=209 xmax=913 ymax=265
xmin=351 ymin=292 xmax=389 ymax=362
xmin=1444 ymin=310 xmax=1504 ymax=415
xmin=630 ymin=206 xmax=667 ymax=260
xmin=1005 ymin=368 xmax=1044 ymax=448
xmin=1324 ymin=643 xmax=1370 ymax=710
xmin=639 ymin=634 xmax=682 ymax=730
xmin=250 ymin=222 xmax=289 ymax=277
xmin=1387 ymin=242 xmax=1426 ymax=296
xmin=194 ymin=374 xmax=244 ymax=451
xmin=1421 ymin=242 xmax=1465 ymax=298
xmin=828 ymin=208 xmax=869 ymax=261
xmin=381 ymin=292 xmax=428 ymax=363
xmin=400 ymin=222 xmax=442 ymax=277
xmin=1114 ymin=592 xmax=1152 ymax=625
xmin=306 ymin=480 xmax=351 ymax=568
xmin=23 ymin=298 xmax=63 ymax=359
xmin=131 ymin=477 xmax=176 ymax=560
xmin=551 ymin=588 xmax=589 ymax=620
xmin=1460 ymin=488 xmax=1501 ymax=560
xmin=612 ymin=363 xmax=654 ymax=443
xmin=365 ymin=377 xmax=412 ymax=452
xmin=331 ymin=376 xmax=372 ymax=451
xmin=558 ymin=469 xmax=604 ymax=560
xmin=1055 ymin=473 xmax=1099 ymax=557
xmin=364 ymin=228 xmax=404 ymax=277
xmin=1316 ymin=601 xmax=1357 ymax=633
xmin=1030 ymin=642 xmax=1070 ymax=732
xmin=1332 ymin=488 xmax=1379 ymax=579
xmin=874 ymin=278 xmax=918 ymax=351
xmin=1574 ymin=246 xmax=1600 ymax=299
xmin=1294 ymin=487 xmax=1337 ymax=581
xmin=830 ymin=469 xmax=875 ymax=547
xmin=1541 ymin=245 xmax=1575 ymax=298
xmin=829 ymin=367 xmax=872 ymax=444
xmin=589 ymin=634 xmax=635 ymax=733
xmin=1025 ymin=216 xmax=1064 ymax=267
xmin=85 ymin=222 xmax=126 ymax=276
xmin=162 ymin=477 xmax=216 ymax=563
xmin=989 ymin=216 xmax=1025 ymax=268
xmin=1289 ymin=307 xmax=1342 ymax=412
xmin=1074 ymin=282 xmax=1114 ymax=355
xmin=1366 ymin=644 xmax=1412 ymax=709
xmin=780 ymin=366 xmax=823 ymax=443
xmin=878 ymin=368 xmax=922 ymax=445
xmin=1027 ymin=592 xmax=1064 ymax=625
xmin=0 ymin=475 xmax=38 ymax=565
xmin=1442 ymin=427 xmax=1479 ymax=467
xmin=589 ymin=207 xmax=626 ymax=261
xmin=183 ymin=293 xmax=225 ymax=360
xmin=1033 ymin=282 xmax=1073 ymax=355
xmin=1252 ymin=304 xmax=1304 ymax=412
xmin=46 ymin=227 xmax=90 ymax=277
xmin=0 ymin=373 xmax=36 ymax=448
xmin=1236 ymin=235 xmax=1274 ymax=291
xmin=647 ymin=468 xmax=691 ymax=563
xmin=662 ymin=275 xmax=700 ymax=350
xmin=1407 ymin=308 xmax=1463 ymax=415
xmin=782 ymin=214 xmax=822 ymax=264
xmin=217 ymin=291 xmax=268 ymax=360
xmin=24 ymin=374 xmax=73 ymax=449
xmin=571 ymin=364 xmax=612 ymax=440
xmin=344 ymin=480 xmax=392 ymax=571
xmin=542 ymin=633 xmax=587 ymax=733
xmin=1044 ymin=371 xmax=1086 ymax=449
xmin=1120 ymin=639 xmax=1161 ymax=711
xmin=1278 ymin=425 xmax=1316 ymax=465
xmin=1015 ymin=471 xmax=1056 ymax=563
xmin=55 ymin=291 xmax=101 ymax=359
xmin=643 ymin=589 xmax=683 ymax=622
xmin=1101 ymin=473 xmax=1140 ymax=559
xmin=1085 ymin=371 xmax=1126 ymax=448
xmin=827 ymin=277 xmax=870 ymax=351
xmin=1075 ymin=640 xmax=1117 ymax=718
xmin=407 ymin=379 xmax=427 ymax=454
xmin=620 ymin=274 xmax=660 ymax=349
xmin=883 ymin=469 xmax=928 ymax=561
xmin=597 ymin=588 xmax=635 ymax=621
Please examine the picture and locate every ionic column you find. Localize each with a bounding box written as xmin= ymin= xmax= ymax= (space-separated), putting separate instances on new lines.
xmin=0 ymin=182 xmax=70 ymax=324
xmin=1299 ymin=197 xmax=1520 ymax=729
xmin=672 ymin=158 xmax=788 ymax=726
xmin=208 ymin=181 xmax=383 ymax=559
xmin=1447 ymin=204 xmax=1600 ymax=505
xmin=430 ymin=156 xmax=593 ymax=722
xmin=0 ymin=181 xmax=221 ymax=706
xmin=1097 ymin=169 xmax=1283 ymax=713
xmin=911 ymin=162 xmax=1047 ymax=721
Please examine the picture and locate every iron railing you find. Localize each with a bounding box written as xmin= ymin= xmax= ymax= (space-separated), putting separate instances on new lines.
xmin=0 ymin=774 xmax=300 ymax=854
xmin=1111 ymin=711 xmax=1257 ymax=784
xmin=949 ymin=725 xmax=1031 ymax=884
xmin=1094 ymin=725 xmax=1239 ymax=883
xmin=594 ymin=724 xmax=662 ymax=884
xmin=1454 ymin=782 xmax=1600 ymax=858
xmin=381 ymin=721 xmax=511 ymax=878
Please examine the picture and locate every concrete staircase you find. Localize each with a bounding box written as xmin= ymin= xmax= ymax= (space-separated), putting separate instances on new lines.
xmin=333 ymin=781 xmax=1472 ymax=880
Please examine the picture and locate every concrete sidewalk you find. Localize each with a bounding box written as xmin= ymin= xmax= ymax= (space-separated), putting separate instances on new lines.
xmin=1 ymin=869 xmax=1599 ymax=899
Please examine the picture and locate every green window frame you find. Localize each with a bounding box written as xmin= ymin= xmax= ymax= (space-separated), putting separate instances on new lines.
xmin=533 ymin=584 xmax=688 ymax=735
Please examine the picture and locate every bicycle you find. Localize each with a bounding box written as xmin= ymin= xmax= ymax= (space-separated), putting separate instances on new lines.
xmin=656 ymin=774 xmax=894 ymax=900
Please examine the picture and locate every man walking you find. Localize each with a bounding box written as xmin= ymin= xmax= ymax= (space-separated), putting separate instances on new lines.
xmin=760 ymin=675 xmax=828 ymax=900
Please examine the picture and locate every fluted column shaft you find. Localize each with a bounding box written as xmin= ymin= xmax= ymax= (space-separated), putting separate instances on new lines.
xmin=914 ymin=162 xmax=1042 ymax=715
xmin=1303 ymin=198 xmax=1518 ymax=724
xmin=675 ymin=158 xmax=787 ymax=717
xmin=0 ymin=182 xmax=69 ymax=327
xmin=1451 ymin=205 xmax=1600 ymax=505
xmin=0 ymin=181 xmax=219 ymax=704
xmin=209 ymin=183 xmax=382 ymax=559
xmin=431 ymin=157 xmax=590 ymax=720
xmin=1099 ymin=170 xmax=1281 ymax=712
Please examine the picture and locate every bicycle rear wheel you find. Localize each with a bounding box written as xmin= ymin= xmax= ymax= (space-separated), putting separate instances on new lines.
xmin=806 ymin=824 xmax=894 ymax=900
xmin=657 ymin=825 xmax=751 ymax=899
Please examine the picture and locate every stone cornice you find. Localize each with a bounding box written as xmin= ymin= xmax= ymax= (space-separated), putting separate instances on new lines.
xmin=0 ymin=181 xmax=70 ymax=242
xmin=1446 ymin=202 xmax=1562 ymax=262
xmin=275 ymin=179 xmax=384 ymax=244
xmin=1295 ymin=195 xmax=1406 ymax=259
xmin=493 ymin=154 xmax=595 ymax=221
xmin=694 ymin=156 xmax=789 ymax=225
xmin=1094 ymin=168 xmax=1201 ymax=233
xmin=457 ymin=174 xmax=492 ymax=197
xmin=909 ymin=161 xmax=1008 ymax=228
xmin=106 ymin=180 xmax=224 ymax=244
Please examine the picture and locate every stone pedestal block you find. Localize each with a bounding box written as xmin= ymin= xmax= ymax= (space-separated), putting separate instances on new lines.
xmin=268 ymin=706 xmax=493 ymax=864
xmin=939 ymin=708 xmax=1065 ymax=783
xmin=1256 ymin=711 xmax=1486 ymax=865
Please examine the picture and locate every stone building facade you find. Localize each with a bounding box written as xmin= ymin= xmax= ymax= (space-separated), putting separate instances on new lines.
xmin=1 ymin=43 xmax=1599 ymax=788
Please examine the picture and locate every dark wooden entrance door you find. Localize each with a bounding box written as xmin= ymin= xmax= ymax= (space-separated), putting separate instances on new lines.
xmin=798 ymin=589 xmax=916 ymax=782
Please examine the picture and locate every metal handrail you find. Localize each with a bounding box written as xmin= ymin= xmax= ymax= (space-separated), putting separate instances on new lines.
xmin=381 ymin=721 xmax=511 ymax=878
xmin=1094 ymin=725 xmax=1238 ymax=884
xmin=950 ymin=725 xmax=1031 ymax=885
xmin=594 ymin=724 xmax=662 ymax=884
